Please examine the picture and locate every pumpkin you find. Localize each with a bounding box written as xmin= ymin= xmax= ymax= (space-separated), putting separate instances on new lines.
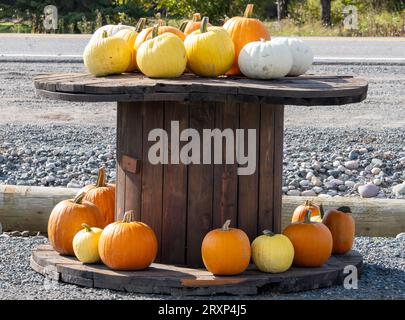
xmin=292 ymin=200 xmax=320 ymax=223
xmin=323 ymin=206 xmax=355 ymax=254
xmin=134 ymin=19 xmax=185 ymax=52
xmin=223 ymin=4 xmax=270 ymax=75
xmin=137 ymin=26 xmax=187 ymax=78
xmin=201 ymin=220 xmax=251 ymax=275
xmin=48 ymin=192 xmax=103 ymax=256
xmin=283 ymin=211 xmax=333 ymax=267
xmin=89 ymin=24 xmax=134 ymax=43
xmin=98 ymin=210 xmax=158 ymax=270
xmin=184 ymin=17 xmax=235 ymax=77
xmin=183 ymin=13 xmax=211 ymax=36
xmin=274 ymin=37 xmax=314 ymax=76
xmin=83 ymin=30 xmax=131 ymax=77
xmin=238 ymin=39 xmax=293 ymax=79
xmin=310 ymin=203 xmax=324 ymax=223
xmin=72 ymin=224 xmax=103 ymax=263
xmin=78 ymin=167 xmax=115 ymax=228
xmin=251 ymin=230 xmax=294 ymax=273
xmin=114 ymin=18 xmax=146 ymax=72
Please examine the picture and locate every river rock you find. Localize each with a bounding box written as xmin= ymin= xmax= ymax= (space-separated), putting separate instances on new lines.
xmin=392 ymin=182 xmax=405 ymax=197
xmin=358 ymin=183 xmax=379 ymax=198
xmin=301 ymin=190 xmax=317 ymax=197
xmin=344 ymin=160 xmax=359 ymax=170
xmin=287 ymin=190 xmax=301 ymax=196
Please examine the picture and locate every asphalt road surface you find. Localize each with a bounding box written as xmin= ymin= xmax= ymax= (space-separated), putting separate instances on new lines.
xmin=0 ymin=34 xmax=404 ymax=63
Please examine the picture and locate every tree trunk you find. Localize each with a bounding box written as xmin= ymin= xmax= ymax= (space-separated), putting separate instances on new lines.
xmin=277 ymin=0 xmax=289 ymax=20
xmin=321 ymin=0 xmax=332 ymax=26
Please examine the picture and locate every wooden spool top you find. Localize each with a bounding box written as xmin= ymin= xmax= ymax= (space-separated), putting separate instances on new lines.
xmin=34 ymin=73 xmax=368 ymax=106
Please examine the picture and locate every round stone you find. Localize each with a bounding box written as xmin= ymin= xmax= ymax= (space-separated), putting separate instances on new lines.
xmin=358 ymin=183 xmax=379 ymax=198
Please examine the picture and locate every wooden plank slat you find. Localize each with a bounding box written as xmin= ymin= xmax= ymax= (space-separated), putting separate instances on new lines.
xmin=116 ymin=102 xmax=126 ymax=220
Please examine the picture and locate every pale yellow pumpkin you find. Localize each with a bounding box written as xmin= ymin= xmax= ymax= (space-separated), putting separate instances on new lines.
xmin=72 ymin=224 xmax=103 ymax=263
xmin=184 ymin=17 xmax=234 ymax=77
xmin=251 ymin=230 xmax=294 ymax=273
xmin=137 ymin=26 xmax=187 ymax=78
xmin=83 ymin=30 xmax=131 ymax=77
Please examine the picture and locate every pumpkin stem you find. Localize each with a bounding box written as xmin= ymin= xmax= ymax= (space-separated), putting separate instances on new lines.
xmin=123 ymin=210 xmax=137 ymax=223
xmin=82 ymin=223 xmax=92 ymax=232
xmin=200 ymin=17 xmax=209 ymax=33
xmin=320 ymin=204 xmax=325 ymax=219
xmin=304 ymin=210 xmax=312 ymax=224
xmin=192 ymin=13 xmax=201 ymax=22
xmin=74 ymin=192 xmax=86 ymax=204
xmin=135 ymin=18 xmax=146 ymax=33
xmin=221 ymin=219 xmax=231 ymax=231
xmin=157 ymin=18 xmax=165 ymax=27
xmin=337 ymin=206 xmax=352 ymax=214
xmin=243 ymin=4 xmax=254 ymax=18
xmin=152 ymin=24 xmax=159 ymax=38
xmin=224 ymin=15 xmax=230 ymax=23
xmin=179 ymin=20 xmax=188 ymax=32
xmin=263 ymin=229 xmax=275 ymax=236
xmin=96 ymin=167 xmax=107 ymax=188
xmin=101 ymin=30 xmax=108 ymax=38
xmin=304 ymin=200 xmax=310 ymax=206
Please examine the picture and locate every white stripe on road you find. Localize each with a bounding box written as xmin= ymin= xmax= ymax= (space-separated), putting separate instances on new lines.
xmin=315 ymin=56 xmax=405 ymax=62
xmin=0 ymin=53 xmax=82 ymax=58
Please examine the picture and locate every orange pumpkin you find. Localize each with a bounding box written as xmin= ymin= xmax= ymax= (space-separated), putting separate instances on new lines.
xmin=134 ymin=20 xmax=185 ymax=51
xmin=201 ymin=220 xmax=251 ymax=275
xmin=79 ymin=167 xmax=115 ymax=228
xmin=183 ymin=13 xmax=211 ymax=36
xmin=323 ymin=206 xmax=355 ymax=254
xmin=98 ymin=210 xmax=158 ymax=270
xmin=283 ymin=211 xmax=333 ymax=267
xmin=48 ymin=192 xmax=103 ymax=256
xmin=292 ymin=200 xmax=320 ymax=222
xmin=223 ymin=3 xmax=270 ymax=75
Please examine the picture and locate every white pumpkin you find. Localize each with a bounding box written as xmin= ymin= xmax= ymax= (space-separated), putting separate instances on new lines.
xmin=89 ymin=24 xmax=134 ymax=44
xmin=238 ymin=39 xmax=293 ymax=80
xmin=273 ymin=37 xmax=314 ymax=76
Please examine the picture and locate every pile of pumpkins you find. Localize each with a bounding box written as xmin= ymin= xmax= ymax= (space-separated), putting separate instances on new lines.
xmin=83 ymin=4 xmax=313 ymax=80
xmin=48 ymin=167 xmax=355 ymax=275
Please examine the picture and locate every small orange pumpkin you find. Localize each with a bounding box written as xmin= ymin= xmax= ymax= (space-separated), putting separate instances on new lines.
xmin=48 ymin=192 xmax=103 ymax=255
xmin=183 ymin=13 xmax=212 ymax=36
xmin=283 ymin=211 xmax=333 ymax=267
xmin=78 ymin=167 xmax=115 ymax=228
xmin=201 ymin=220 xmax=251 ymax=275
xmin=223 ymin=3 xmax=270 ymax=75
xmin=292 ymin=200 xmax=320 ymax=222
xmin=323 ymin=206 xmax=355 ymax=254
xmin=98 ymin=211 xmax=158 ymax=270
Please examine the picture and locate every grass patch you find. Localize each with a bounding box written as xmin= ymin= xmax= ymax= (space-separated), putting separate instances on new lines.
xmin=0 ymin=22 xmax=31 ymax=33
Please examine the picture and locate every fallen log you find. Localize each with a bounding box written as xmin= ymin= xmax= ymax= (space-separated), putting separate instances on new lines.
xmin=0 ymin=185 xmax=403 ymax=236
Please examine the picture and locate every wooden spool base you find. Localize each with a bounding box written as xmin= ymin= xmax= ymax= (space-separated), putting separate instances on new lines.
xmin=31 ymin=245 xmax=363 ymax=296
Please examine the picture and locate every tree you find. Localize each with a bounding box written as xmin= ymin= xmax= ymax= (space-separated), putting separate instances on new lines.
xmin=321 ymin=0 xmax=331 ymax=26
xmin=277 ymin=0 xmax=289 ymax=20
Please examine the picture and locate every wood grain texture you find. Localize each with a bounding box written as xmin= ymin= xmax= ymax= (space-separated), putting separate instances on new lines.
xmin=34 ymin=73 xmax=368 ymax=106
xmin=31 ymin=245 xmax=363 ymax=296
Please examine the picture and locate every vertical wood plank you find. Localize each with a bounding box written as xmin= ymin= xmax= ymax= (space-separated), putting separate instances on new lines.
xmin=258 ymin=104 xmax=276 ymax=234
xmin=187 ymin=101 xmax=215 ymax=266
xmin=238 ymin=102 xmax=260 ymax=241
xmin=161 ymin=101 xmax=189 ymax=265
xmin=124 ymin=102 xmax=143 ymax=220
xmin=116 ymin=102 xmax=127 ymax=221
xmin=272 ymin=105 xmax=285 ymax=233
xmin=141 ymin=102 xmax=164 ymax=261
xmin=212 ymin=101 xmax=239 ymax=229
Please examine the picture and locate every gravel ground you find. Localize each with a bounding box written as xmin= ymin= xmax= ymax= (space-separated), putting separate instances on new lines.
xmin=0 ymin=235 xmax=403 ymax=300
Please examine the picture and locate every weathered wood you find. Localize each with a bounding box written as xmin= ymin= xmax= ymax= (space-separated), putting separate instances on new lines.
xmin=3 ymin=186 xmax=402 ymax=237
xmin=31 ymin=245 xmax=363 ymax=296
xmin=34 ymin=73 xmax=368 ymax=106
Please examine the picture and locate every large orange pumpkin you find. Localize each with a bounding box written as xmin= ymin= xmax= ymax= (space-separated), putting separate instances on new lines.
xmin=48 ymin=192 xmax=103 ymax=255
xmin=201 ymin=220 xmax=251 ymax=275
xmin=291 ymin=200 xmax=320 ymax=222
xmin=183 ymin=13 xmax=211 ymax=36
xmin=98 ymin=210 xmax=158 ymax=270
xmin=78 ymin=167 xmax=115 ymax=228
xmin=134 ymin=20 xmax=185 ymax=52
xmin=283 ymin=211 xmax=333 ymax=267
xmin=223 ymin=3 xmax=270 ymax=75
xmin=323 ymin=206 xmax=355 ymax=254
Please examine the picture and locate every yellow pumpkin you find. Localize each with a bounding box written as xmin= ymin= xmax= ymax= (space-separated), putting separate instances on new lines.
xmin=184 ymin=17 xmax=235 ymax=77
xmin=72 ymin=224 xmax=103 ymax=264
xmin=137 ymin=26 xmax=187 ymax=78
xmin=251 ymin=230 xmax=294 ymax=273
xmin=83 ymin=30 xmax=131 ymax=77
xmin=114 ymin=18 xmax=146 ymax=72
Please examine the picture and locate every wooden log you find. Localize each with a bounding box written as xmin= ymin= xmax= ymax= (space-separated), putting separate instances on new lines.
xmin=0 ymin=185 xmax=403 ymax=237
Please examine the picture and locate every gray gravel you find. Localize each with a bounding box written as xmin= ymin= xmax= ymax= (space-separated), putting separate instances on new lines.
xmin=0 ymin=235 xmax=403 ymax=300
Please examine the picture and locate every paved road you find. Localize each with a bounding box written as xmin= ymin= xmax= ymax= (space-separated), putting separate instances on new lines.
xmin=0 ymin=34 xmax=404 ymax=63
